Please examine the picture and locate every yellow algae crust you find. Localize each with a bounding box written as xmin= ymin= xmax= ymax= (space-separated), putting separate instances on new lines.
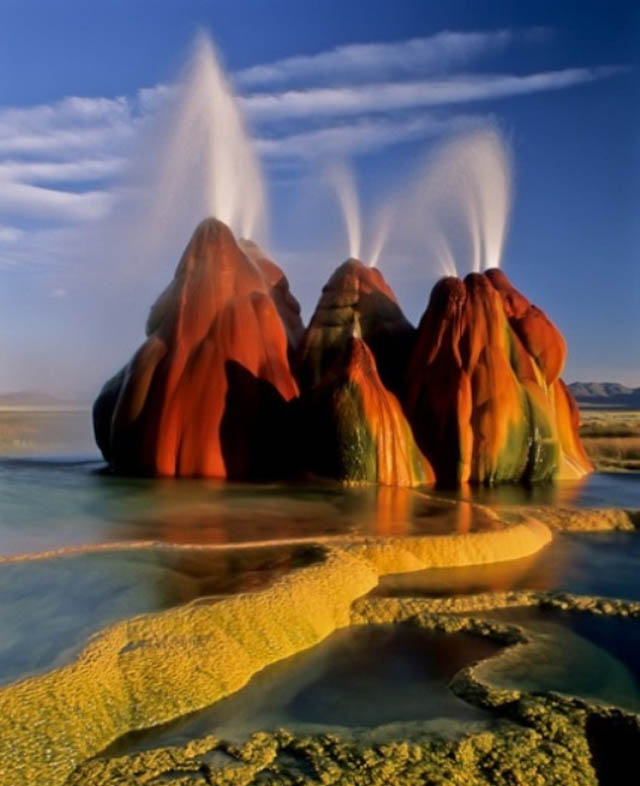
xmin=350 ymin=519 xmax=551 ymax=574
xmin=512 ymin=505 xmax=639 ymax=532
xmin=0 ymin=518 xmax=551 ymax=786
xmin=71 ymin=592 xmax=640 ymax=786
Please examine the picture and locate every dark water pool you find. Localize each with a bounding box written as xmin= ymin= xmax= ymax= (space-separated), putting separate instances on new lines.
xmin=105 ymin=624 xmax=501 ymax=755
xmin=478 ymin=607 xmax=640 ymax=713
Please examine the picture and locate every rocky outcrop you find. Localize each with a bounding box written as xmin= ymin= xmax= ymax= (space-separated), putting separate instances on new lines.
xmin=295 ymin=258 xmax=415 ymax=396
xmin=238 ymin=238 xmax=304 ymax=358
xmin=406 ymin=270 xmax=592 ymax=485
xmin=93 ymin=218 xmax=299 ymax=478
xmin=301 ymin=329 xmax=433 ymax=487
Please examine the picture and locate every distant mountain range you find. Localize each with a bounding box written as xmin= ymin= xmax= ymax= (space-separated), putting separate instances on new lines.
xmin=569 ymin=382 xmax=640 ymax=409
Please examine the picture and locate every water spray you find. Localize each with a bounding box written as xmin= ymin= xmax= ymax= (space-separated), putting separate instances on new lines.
xmin=326 ymin=161 xmax=362 ymax=261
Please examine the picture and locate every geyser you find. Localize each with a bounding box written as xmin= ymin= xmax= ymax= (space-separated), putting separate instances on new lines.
xmin=423 ymin=129 xmax=512 ymax=273
xmin=405 ymin=269 xmax=592 ymax=485
xmin=295 ymin=258 xmax=415 ymax=396
xmin=141 ymin=32 xmax=267 ymax=258
xmin=327 ymin=162 xmax=362 ymax=261
xmin=92 ymin=96 xmax=589 ymax=487
xmin=376 ymin=128 xmax=512 ymax=280
xmin=93 ymin=219 xmax=298 ymax=478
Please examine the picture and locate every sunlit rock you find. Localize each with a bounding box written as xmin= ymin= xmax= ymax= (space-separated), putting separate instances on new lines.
xmin=301 ymin=329 xmax=433 ymax=487
xmin=295 ymin=258 xmax=415 ymax=395
xmin=406 ymin=270 xmax=592 ymax=485
xmin=93 ymin=218 xmax=299 ymax=478
xmin=238 ymin=238 xmax=304 ymax=358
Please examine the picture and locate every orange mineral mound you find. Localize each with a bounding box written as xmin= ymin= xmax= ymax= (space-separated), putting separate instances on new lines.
xmin=295 ymin=258 xmax=415 ymax=395
xmin=93 ymin=218 xmax=299 ymax=478
xmin=301 ymin=328 xmax=434 ymax=487
xmin=406 ymin=270 xmax=592 ymax=485
xmin=238 ymin=238 xmax=304 ymax=358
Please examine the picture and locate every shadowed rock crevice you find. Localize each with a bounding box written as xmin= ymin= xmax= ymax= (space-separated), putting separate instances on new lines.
xmin=585 ymin=713 xmax=640 ymax=786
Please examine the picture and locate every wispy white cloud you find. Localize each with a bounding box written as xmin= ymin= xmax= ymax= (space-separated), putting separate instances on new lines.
xmin=0 ymin=95 xmax=136 ymax=156
xmin=236 ymin=30 xmax=517 ymax=87
xmin=0 ymin=157 xmax=124 ymax=183
xmin=0 ymin=29 xmax=628 ymax=262
xmin=0 ymin=225 xmax=23 ymax=244
xmin=0 ymin=181 xmax=112 ymax=221
xmin=256 ymin=113 xmax=482 ymax=159
xmin=243 ymin=66 xmax=625 ymax=120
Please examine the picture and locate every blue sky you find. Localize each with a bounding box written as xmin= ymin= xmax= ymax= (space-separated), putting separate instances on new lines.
xmin=0 ymin=0 xmax=638 ymax=395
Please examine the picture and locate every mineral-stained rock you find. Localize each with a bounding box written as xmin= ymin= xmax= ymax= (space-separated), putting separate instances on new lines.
xmin=405 ymin=270 xmax=592 ymax=485
xmin=295 ymin=258 xmax=415 ymax=395
xmin=93 ymin=218 xmax=299 ymax=478
xmin=301 ymin=330 xmax=434 ymax=487
xmin=238 ymin=238 xmax=304 ymax=357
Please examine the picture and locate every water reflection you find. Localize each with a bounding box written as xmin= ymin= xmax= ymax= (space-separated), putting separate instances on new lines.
xmin=435 ymin=473 xmax=640 ymax=509
xmin=0 ymin=460 xmax=500 ymax=557
xmin=374 ymin=531 xmax=640 ymax=601
xmin=478 ymin=608 xmax=640 ymax=712
xmin=0 ymin=544 xmax=322 ymax=686
xmin=107 ymin=625 xmax=500 ymax=756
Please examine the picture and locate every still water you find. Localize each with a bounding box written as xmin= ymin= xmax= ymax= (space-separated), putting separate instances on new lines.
xmin=1 ymin=408 xmax=639 ymax=721
xmin=106 ymin=625 xmax=501 ymax=754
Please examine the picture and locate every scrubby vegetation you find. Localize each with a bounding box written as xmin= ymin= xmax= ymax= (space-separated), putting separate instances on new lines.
xmin=579 ymin=410 xmax=640 ymax=471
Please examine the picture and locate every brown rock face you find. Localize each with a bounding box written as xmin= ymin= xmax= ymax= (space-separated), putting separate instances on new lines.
xmin=295 ymin=259 xmax=415 ymax=395
xmin=406 ymin=270 xmax=592 ymax=485
xmin=301 ymin=331 xmax=434 ymax=487
xmin=93 ymin=218 xmax=299 ymax=478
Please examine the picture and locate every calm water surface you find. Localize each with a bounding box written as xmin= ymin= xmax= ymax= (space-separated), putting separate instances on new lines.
xmin=106 ymin=625 xmax=501 ymax=754
xmin=1 ymin=409 xmax=639 ymax=706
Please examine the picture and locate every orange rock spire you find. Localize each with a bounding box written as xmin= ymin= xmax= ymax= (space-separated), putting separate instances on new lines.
xmin=301 ymin=331 xmax=434 ymax=486
xmin=295 ymin=258 xmax=415 ymax=395
xmin=93 ymin=218 xmax=299 ymax=478
xmin=406 ymin=270 xmax=592 ymax=485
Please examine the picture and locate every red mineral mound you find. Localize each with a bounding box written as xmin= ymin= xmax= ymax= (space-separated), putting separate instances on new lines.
xmin=239 ymin=239 xmax=304 ymax=357
xmin=93 ymin=218 xmax=299 ymax=478
xmin=295 ymin=258 xmax=415 ymax=395
xmin=406 ymin=270 xmax=592 ymax=485
xmin=301 ymin=326 xmax=434 ymax=486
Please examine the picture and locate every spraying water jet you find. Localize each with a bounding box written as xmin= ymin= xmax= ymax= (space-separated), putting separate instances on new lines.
xmin=326 ymin=162 xmax=362 ymax=261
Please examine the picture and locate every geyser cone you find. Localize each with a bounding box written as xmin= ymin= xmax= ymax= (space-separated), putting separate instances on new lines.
xmin=239 ymin=239 xmax=304 ymax=358
xmin=93 ymin=218 xmax=299 ymax=478
xmin=406 ymin=270 xmax=592 ymax=485
xmin=301 ymin=331 xmax=434 ymax=487
xmin=295 ymin=258 xmax=415 ymax=395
